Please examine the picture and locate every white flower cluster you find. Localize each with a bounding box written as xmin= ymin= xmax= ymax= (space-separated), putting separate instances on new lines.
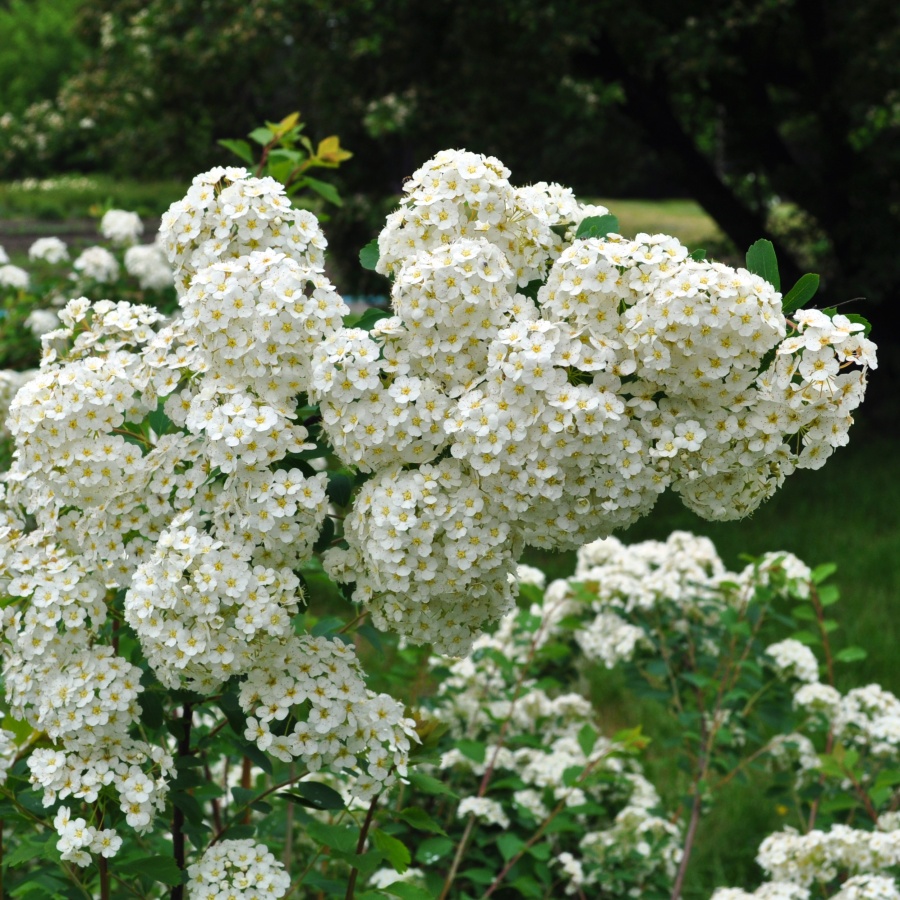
xmin=311 ymin=148 xmax=873 ymax=651
xmin=125 ymin=239 xmax=174 ymax=290
xmin=795 ymin=683 xmax=900 ymax=758
xmin=186 ymin=839 xmax=291 ymax=900
xmin=326 ymin=458 xmax=521 ymax=654
xmin=0 ymin=718 xmax=16 ymax=785
xmin=428 ymin=568 xmax=682 ymax=897
xmin=0 ymin=263 xmax=29 ymax=289
xmin=756 ymin=825 xmax=900 ymax=888
xmin=73 ymin=245 xmax=120 ymax=283
xmin=52 ymin=806 xmax=123 ymax=867
xmin=29 ymin=236 xmax=69 ymax=264
xmin=100 ymin=208 xmax=143 ymax=246
xmin=159 ymin=165 xmax=326 ymax=291
xmin=0 ymin=368 xmax=36 ymax=440
xmin=0 ymin=167 xmax=413 ymax=865
xmin=240 ymin=634 xmax=416 ymax=800
xmin=457 ymin=795 xmax=510 ymax=829
xmin=766 ymin=639 xmax=821 ymax=684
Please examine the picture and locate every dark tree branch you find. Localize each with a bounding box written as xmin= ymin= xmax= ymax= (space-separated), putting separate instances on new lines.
xmin=577 ymin=32 xmax=803 ymax=287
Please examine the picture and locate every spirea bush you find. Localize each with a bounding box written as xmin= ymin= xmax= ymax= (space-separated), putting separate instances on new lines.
xmin=0 ymin=148 xmax=880 ymax=898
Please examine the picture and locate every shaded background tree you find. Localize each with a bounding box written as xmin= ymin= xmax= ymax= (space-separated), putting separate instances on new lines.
xmin=2 ymin=0 xmax=896 ymax=407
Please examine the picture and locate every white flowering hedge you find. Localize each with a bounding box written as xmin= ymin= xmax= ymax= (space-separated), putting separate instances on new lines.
xmin=0 ymin=148 xmax=881 ymax=898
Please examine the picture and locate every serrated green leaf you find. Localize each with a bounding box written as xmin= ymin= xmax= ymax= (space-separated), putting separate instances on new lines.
xmin=3 ymin=833 xmax=58 ymax=868
xmin=117 ymin=855 xmax=185 ymax=886
xmin=746 ymin=239 xmax=780 ymax=291
xmin=371 ymin=828 xmax=410 ymax=873
xmin=218 ymin=138 xmax=255 ymax=165
xmin=690 ymin=248 xmax=706 ymax=261
xmin=397 ymin=806 xmax=447 ymax=835
xmin=781 ymin=273 xmax=820 ymax=315
xmin=360 ymin=239 xmax=380 ymax=271
xmin=574 ymin=214 xmax=620 ymax=240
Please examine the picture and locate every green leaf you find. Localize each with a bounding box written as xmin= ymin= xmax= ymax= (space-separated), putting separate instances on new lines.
xmin=511 ymin=876 xmax=543 ymax=898
xmin=811 ymin=563 xmax=838 ymax=584
xmin=350 ymin=306 xmax=393 ymax=332
xmin=3 ymin=833 xmax=59 ymax=868
xmin=138 ymin=689 xmax=165 ymax=731
xmin=216 ymin=824 xmax=256 ymax=841
xmin=281 ymin=781 xmax=345 ymax=811
xmin=414 ymin=836 xmax=454 ymax=865
xmin=304 ymin=175 xmax=343 ymax=206
xmin=577 ymin=723 xmax=598 ymax=757
xmin=172 ymin=791 xmax=207 ymax=825
xmin=690 ymin=248 xmax=706 ymax=261
xmin=308 ymin=821 xmax=358 ymax=853
xmin=457 ymin=739 xmax=486 ymax=764
xmin=218 ymin=138 xmax=255 ymax=165
xmin=148 ymin=402 xmax=172 ymax=439
xmin=310 ymin=615 xmax=344 ymax=638
xmin=117 ymin=855 xmax=185 ymax=886
xmin=746 ymin=239 xmax=780 ymax=291
xmin=844 ymin=313 xmax=872 ymax=337
xmin=326 ymin=472 xmax=354 ymax=507
xmin=497 ymin=833 xmax=525 ymax=862
xmin=397 ymin=806 xmax=447 ymax=835
xmin=380 ymin=884 xmax=435 ymax=900
xmin=781 ymin=273 xmax=820 ymax=315
xmin=230 ymin=786 xmax=271 ymax=813
xmin=462 ymin=869 xmax=496 ymax=886
xmin=360 ymin=238 xmax=380 ymax=271
xmin=371 ymin=828 xmax=410 ymax=873
xmin=818 ymin=585 xmax=840 ymax=607
xmin=216 ymin=690 xmax=247 ymax=738
xmin=248 ymin=127 xmax=275 ymax=146
xmin=835 ymin=646 xmax=867 ymax=663
xmin=407 ymin=772 xmax=458 ymax=798
xmin=574 ymin=214 xmax=620 ymax=240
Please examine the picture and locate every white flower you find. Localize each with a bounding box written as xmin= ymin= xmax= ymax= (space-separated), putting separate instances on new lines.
xmin=100 ymin=209 xmax=143 ymax=246
xmin=28 ymin=236 xmax=69 ymax=264
xmin=73 ymin=246 xmax=119 ymax=282
xmin=0 ymin=264 xmax=29 ymax=289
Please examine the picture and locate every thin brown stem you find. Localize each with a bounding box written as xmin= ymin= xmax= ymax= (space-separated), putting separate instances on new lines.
xmin=438 ymin=814 xmax=476 ymax=900
xmin=671 ymin=785 xmax=703 ymax=900
xmin=99 ymin=855 xmax=111 ymax=900
xmin=344 ymin=793 xmax=380 ymax=900
xmin=171 ymin=703 xmax=194 ymax=900
xmin=482 ymin=753 xmax=609 ymax=899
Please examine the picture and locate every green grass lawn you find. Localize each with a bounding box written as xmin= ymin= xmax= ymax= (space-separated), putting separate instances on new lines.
xmin=596 ymin=196 xmax=727 ymax=250
xmin=0 ymin=174 xmax=186 ymax=220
